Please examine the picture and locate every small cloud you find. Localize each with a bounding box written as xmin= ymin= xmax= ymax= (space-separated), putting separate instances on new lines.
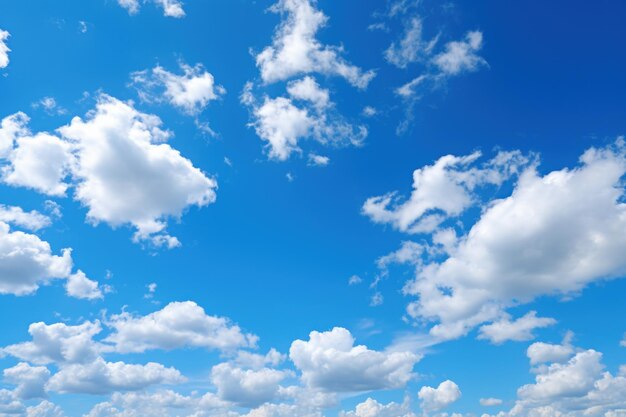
xmin=32 ymin=97 xmax=67 ymax=115
xmin=370 ymin=292 xmax=384 ymax=307
xmin=78 ymin=21 xmax=88 ymax=33
xmin=348 ymin=275 xmax=362 ymax=285
xmin=362 ymin=106 xmax=378 ymax=117
xmin=286 ymin=172 xmax=295 ymax=182
xmin=307 ymin=153 xmax=330 ymax=167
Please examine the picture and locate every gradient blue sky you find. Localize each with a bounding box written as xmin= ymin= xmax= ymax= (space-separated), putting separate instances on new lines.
xmin=0 ymin=1 xmax=625 ymax=416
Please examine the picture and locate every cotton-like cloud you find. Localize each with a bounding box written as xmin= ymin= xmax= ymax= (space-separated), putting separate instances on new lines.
xmin=65 ymin=270 xmax=103 ymax=300
xmin=527 ymin=334 xmax=575 ymax=366
xmin=256 ymin=0 xmax=375 ymax=88
xmin=0 ymin=222 xmax=98 ymax=297
xmin=46 ymin=358 xmax=185 ymax=395
xmin=211 ymin=362 xmax=289 ymax=407
xmin=2 ymin=320 xmax=102 ymax=365
xmin=117 ymin=0 xmax=185 ymax=18
xmin=339 ymin=397 xmax=417 ymax=417
xmin=0 ymin=205 xmax=51 ymax=231
xmin=131 ymin=63 xmax=225 ymax=115
xmin=104 ymin=301 xmax=257 ymax=353
xmin=417 ymin=380 xmax=461 ymax=412
xmin=3 ymin=363 xmax=50 ymax=400
xmin=479 ymin=397 xmax=503 ymax=406
xmin=397 ymin=141 xmax=626 ymax=340
xmin=433 ymin=31 xmax=486 ymax=76
xmin=25 ymin=401 xmax=65 ymax=417
xmin=243 ymin=78 xmax=366 ymax=161
xmin=289 ymin=327 xmax=420 ymax=392
xmin=0 ymin=30 xmax=10 ymax=69
xmin=363 ymin=150 xmax=532 ymax=234
xmin=477 ymin=311 xmax=557 ymax=345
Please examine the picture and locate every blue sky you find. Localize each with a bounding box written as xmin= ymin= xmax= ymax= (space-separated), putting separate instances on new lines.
xmin=0 ymin=1 xmax=625 ymax=416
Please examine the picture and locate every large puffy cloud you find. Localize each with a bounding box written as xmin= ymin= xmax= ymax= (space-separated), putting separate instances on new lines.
xmin=0 ymin=29 xmax=10 ymax=69
xmin=289 ymin=327 xmax=420 ymax=392
xmin=3 ymin=362 xmax=50 ymax=400
xmin=377 ymin=141 xmax=626 ymax=340
xmin=418 ymin=380 xmax=461 ymax=412
xmin=0 ymin=96 xmax=217 ymax=248
xmin=363 ymin=150 xmax=532 ymax=234
xmin=339 ymin=397 xmax=417 ymax=417
xmin=104 ymin=301 xmax=257 ymax=353
xmin=58 ymin=95 xmax=217 ymax=247
xmin=255 ymin=0 xmax=374 ymax=88
xmin=211 ymin=362 xmax=289 ymax=407
xmin=243 ymin=78 xmax=366 ymax=161
xmin=117 ymin=0 xmax=185 ymax=18
xmin=131 ymin=63 xmax=225 ymax=115
xmin=0 ymin=221 xmax=99 ymax=297
xmin=2 ymin=320 xmax=102 ymax=365
xmin=46 ymin=357 xmax=185 ymax=395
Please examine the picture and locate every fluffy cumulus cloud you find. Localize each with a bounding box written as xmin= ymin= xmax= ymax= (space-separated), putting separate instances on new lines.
xmin=1 ymin=320 xmax=102 ymax=365
xmin=0 ymin=29 xmax=10 ymax=69
xmin=25 ymin=401 xmax=65 ymax=417
xmin=289 ymin=327 xmax=420 ymax=392
xmin=211 ymin=362 xmax=289 ymax=407
xmin=477 ymin=311 xmax=557 ymax=345
xmin=0 ymin=204 xmax=51 ymax=231
xmin=0 ymin=221 xmax=100 ymax=297
xmin=363 ymin=150 xmax=533 ymax=234
xmin=418 ymin=380 xmax=461 ymax=412
xmin=256 ymin=0 xmax=375 ymax=88
xmin=3 ymin=362 xmax=50 ymax=400
xmin=243 ymin=78 xmax=366 ymax=161
xmin=131 ymin=62 xmax=225 ymax=115
xmin=104 ymin=301 xmax=258 ymax=353
xmin=339 ymin=397 xmax=417 ymax=417
xmin=367 ymin=141 xmax=626 ymax=341
xmin=46 ymin=357 xmax=185 ymax=395
xmin=483 ymin=341 xmax=626 ymax=416
xmin=117 ymin=0 xmax=185 ymax=18
xmin=0 ymin=96 xmax=217 ymax=248
xmin=433 ymin=31 xmax=486 ymax=76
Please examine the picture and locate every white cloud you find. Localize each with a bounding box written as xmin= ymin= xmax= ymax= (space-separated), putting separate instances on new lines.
xmin=46 ymin=357 xmax=185 ymax=395
xmin=3 ymin=362 xmax=50 ymax=400
xmin=244 ymin=79 xmax=367 ymax=161
xmin=289 ymin=327 xmax=420 ymax=392
xmin=527 ymin=332 xmax=575 ymax=366
xmin=65 ymin=270 xmax=103 ymax=300
xmin=363 ymin=150 xmax=532 ymax=234
xmin=0 ymin=222 xmax=81 ymax=296
xmin=0 ymin=112 xmax=29 ymax=158
xmin=104 ymin=301 xmax=257 ymax=353
xmin=0 ymin=205 xmax=51 ymax=231
xmin=477 ymin=311 xmax=557 ymax=344
xmin=348 ymin=275 xmax=362 ymax=285
xmin=385 ymin=17 xmax=438 ymax=68
xmin=256 ymin=0 xmax=374 ymax=88
xmin=393 ymin=141 xmax=626 ymax=340
xmin=307 ymin=153 xmax=329 ymax=166
xmin=2 ymin=320 xmax=102 ymax=365
xmin=84 ymin=390 xmax=202 ymax=417
xmin=118 ymin=0 xmax=185 ymax=18
xmin=433 ymin=31 xmax=487 ymax=76
xmin=362 ymin=106 xmax=377 ymax=118
xmin=131 ymin=63 xmax=225 ymax=115
xmin=0 ymin=29 xmax=10 ymax=69
xmin=32 ymin=97 xmax=67 ymax=116
xmin=58 ymin=95 xmax=217 ymax=247
xmin=418 ymin=380 xmax=461 ymax=412
xmin=211 ymin=362 xmax=289 ymax=407
xmin=340 ymin=397 xmax=417 ymax=417
xmin=479 ymin=398 xmax=503 ymax=407
xmin=25 ymin=401 xmax=65 ymax=417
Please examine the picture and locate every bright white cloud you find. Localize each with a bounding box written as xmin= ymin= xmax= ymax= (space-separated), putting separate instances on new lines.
xmin=2 ymin=320 xmax=102 ymax=365
xmin=363 ymin=150 xmax=532 ymax=234
xmin=339 ymin=397 xmax=417 ymax=417
xmin=392 ymin=141 xmax=626 ymax=340
xmin=211 ymin=362 xmax=289 ymax=407
xmin=289 ymin=327 xmax=420 ymax=392
xmin=479 ymin=397 xmax=503 ymax=406
xmin=0 ymin=205 xmax=51 ymax=231
xmin=256 ymin=0 xmax=374 ymax=88
xmin=58 ymin=95 xmax=217 ymax=247
xmin=65 ymin=270 xmax=103 ymax=300
xmin=244 ymin=79 xmax=366 ymax=161
xmin=25 ymin=401 xmax=65 ymax=417
xmin=477 ymin=311 xmax=557 ymax=344
xmin=0 ymin=29 xmax=10 ymax=69
xmin=131 ymin=63 xmax=225 ymax=115
xmin=46 ymin=357 xmax=185 ymax=395
xmin=307 ymin=153 xmax=329 ymax=166
xmin=526 ymin=332 xmax=575 ymax=366
xmin=104 ymin=301 xmax=257 ymax=353
xmin=0 ymin=222 xmax=79 ymax=296
xmin=418 ymin=380 xmax=461 ymax=412
xmin=32 ymin=97 xmax=67 ymax=116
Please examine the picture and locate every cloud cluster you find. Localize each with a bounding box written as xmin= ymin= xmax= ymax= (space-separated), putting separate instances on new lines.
xmin=0 ymin=29 xmax=10 ymax=69
xmin=117 ymin=0 xmax=185 ymax=18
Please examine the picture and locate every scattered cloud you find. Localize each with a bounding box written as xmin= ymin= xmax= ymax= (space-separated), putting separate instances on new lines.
xmin=418 ymin=380 xmax=461 ymax=412
xmin=0 ymin=30 xmax=10 ymax=69
xmin=117 ymin=0 xmax=185 ymax=18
